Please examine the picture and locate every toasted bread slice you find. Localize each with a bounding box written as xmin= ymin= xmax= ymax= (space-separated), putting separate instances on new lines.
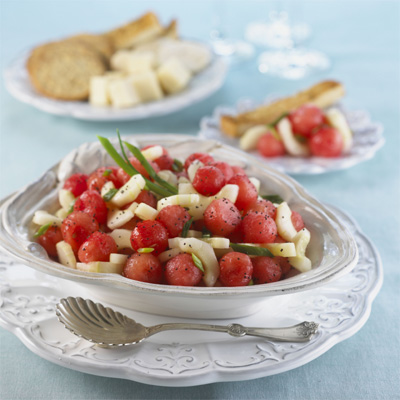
xmin=67 ymin=33 xmax=115 ymax=60
xmin=162 ymin=19 xmax=178 ymax=39
xmin=220 ymin=81 xmax=345 ymax=137
xmin=27 ymin=41 xmax=107 ymax=101
xmin=105 ymin=12 xmax=163 ymax=50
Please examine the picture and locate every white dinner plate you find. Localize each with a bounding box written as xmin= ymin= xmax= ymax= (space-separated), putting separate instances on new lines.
xmin=0 ymin=204 xmax=382 ymax=387
xmin=3 ymin=48 xmax=227 ymax=121
xmin=199 ymin=98 xmax=385 ymax=175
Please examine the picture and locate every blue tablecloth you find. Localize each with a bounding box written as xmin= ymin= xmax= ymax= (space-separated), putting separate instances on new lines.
xmin=1 ymin=1 xmax=399 ymax=399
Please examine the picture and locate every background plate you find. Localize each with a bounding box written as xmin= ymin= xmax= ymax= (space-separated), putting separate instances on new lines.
xmin=0 ymin=205 xmax=382 ymax=387
xmin=4 ymin=49 xmax=227 ymax=121
xmin=199 ymin=99 xmax=385 ymax=175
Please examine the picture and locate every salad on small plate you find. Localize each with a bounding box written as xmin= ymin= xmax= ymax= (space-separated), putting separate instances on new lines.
xmin=199 ymin=80 xmax=384 ymax=174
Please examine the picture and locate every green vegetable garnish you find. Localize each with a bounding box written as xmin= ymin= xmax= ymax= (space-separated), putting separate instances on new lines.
xmin=97 ymin=134 xmax=174 ymax=198
xmin=191 ymin=253 xmax=205 ymax=272
xmin=67 ymin=199 xmax=76 ymax=214
xmin=261 ymin=194 xmax=284 ymax=204
xmin=137 ymin=248 xmax=154 ymax=253
xmin=34 ymin=223 xmax=51 ymax=238
xmin=230 ymin=243 xmax=274 ymax=257
xmin=172 ymin=158 xmax=183 ymax=172
xmin=103 ymin=188 xmax=118 ymax=202
xmin=248 ymin=279 xmax=254 ymax=286
xmin=180 ymin=217 xmax=194 ymax=238
xmin=102 ymin=168 xmax=112 ymax=177
xmin=294 ymin=134 xmax=307 ymax=143
xmin=270 ymin=112 xmax=289 ymax=127
xmin=123 ymin=140 xmax=178 ymax=195
xmin=202 ymin=226 xmax=212 ymax=238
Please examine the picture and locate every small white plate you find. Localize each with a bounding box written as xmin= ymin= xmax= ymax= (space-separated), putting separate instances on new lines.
xmin=0 ymin=205 xmax=382 ymax=387
xmin=199 ymin=98 xmax=385 ymax=174
xmin=3 ymin=49 xmax=227 ymax=121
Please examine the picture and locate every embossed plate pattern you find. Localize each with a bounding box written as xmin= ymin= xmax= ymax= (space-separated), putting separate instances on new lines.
xmin=0 ymin=205 xmax=382 ymax=387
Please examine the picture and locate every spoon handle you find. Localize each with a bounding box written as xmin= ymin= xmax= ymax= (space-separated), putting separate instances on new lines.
xmin=146 ymin=321 xmax=318 ymax=342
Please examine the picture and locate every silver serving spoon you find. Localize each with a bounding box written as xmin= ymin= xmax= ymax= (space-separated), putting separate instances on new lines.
xmin=56 ymin=297 xmax=319 ymax=347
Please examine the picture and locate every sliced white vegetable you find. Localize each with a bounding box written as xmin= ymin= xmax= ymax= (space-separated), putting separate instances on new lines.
xmin=260 ymin=242 xmax=296 ymax=257
xmin=111 ymin=174 xmax=146 ymax=208
xmin=168 ymin=237 xmax=219 ymax=287
xmin=186 ymin=230 xmax=202 ymax=238
xmin=187 ymin=160 xmax=203 ymax=182
xmin=288 ymin=228 xmax=312 ymax=272
xmin=135 ymin=203 xmax=158 ymax=220
xmin=55 ymin=208 xmax=69 ymax=220
xmin=158 ymin=248 xmax=183 ymax=263
xmin=276 ymin=202 xmax=298 ymax=242
xmin=157 ymin=194 xmax=200 ymax=211
xmin=239 ymin=125 xmax=269 ymax=151
xmin=32 ymin=211 xmax=62 ymax=227
xmin=141 ymin=145 xmax=163 ymax=161
xmin=212 ymin=184 xmax=239 ymax=204
xmin=178 ymin=176 xmax=190 ymax=184
xmin=126 ymin=202 xmax=139 ymax=213
xmin=277 ymin=117 xmax=310 ymax=157
xmin=158 ymin=170 xmax=178 ymax=187
xmin=107 ymin=209 xmax=134 ymax=230
xmin=56 ymin=241 xmax=76 ymax=269
xmin=109 ymin=253 xmax=128 ymax=265
xmin=109 ymin=229 xmax=132 ymax=250
xmin=249 ymin=177 xmax=260 ymax=193
xmin=76 ymin=261 xmax=124 ymax=274
xmin=178 ymin=182 xmax=197 ymax=194
xmin=200 ymin=237 xmax=230 ymax=249
xmin=101 ymin=181 xmax=116 ymax=198
xmin=58 ymin=189 xmax=75 ymax=210
xmin=325 ymin=108 xmax=353 ymax=152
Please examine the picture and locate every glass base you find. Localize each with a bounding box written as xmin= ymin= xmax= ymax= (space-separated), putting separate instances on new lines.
xmin=258 ymin=48 xmax=330 ymax=80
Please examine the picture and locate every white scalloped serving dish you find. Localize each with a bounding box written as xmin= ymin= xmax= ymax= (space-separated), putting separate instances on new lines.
xmin=199 ymin=98 xmax=385 ymax=175
xmin=0 ymin=204 xmax=382 ymax=386
xmin=4 ymin=48 xmax=227 ymax=121
xmin=0 ymin=135 xmax=358 ymax=319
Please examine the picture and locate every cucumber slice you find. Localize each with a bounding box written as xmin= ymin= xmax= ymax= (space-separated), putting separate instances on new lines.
xmin=178 ymin=182 xmax=197 ymax=194
xmin=109 ymin=253 xmax=128 ymax=265
xmin=187 ymin=160 xmax=204 ymax=181
xmin=58 ymin=189 xmax=75 ymax=210
xmin=158 ymin=248 xmax=183 ymax=263
xmin=157 ymin=194 xmax=200 ymax=211
xmin=56 ymin=241 xmax=76 ymax=269
xmin=107 ymin=209 xmax=135 ymax=230
xmin=277 ymin=118 xmax=310 ymax=156
xmin=135 ymin=203 xmax=158 ymax=220
xmin=33 ymin=211 xmax=62 ymax=227
xmin=239 ymin=125 xmax=269 ymax=151
xmin=249 ymin=177 xmax=260 ymax=193
xmin=325 ymin=108 xmax=353 ymax=152
xmin=158 ymin=170 xmax=178 ymax=187
xmin=55 ymin=208 xmax=69 ymax=220
xmin=141 ymin=145 xmax=163 ymax=161
xmin=276 ymin=202 xmax=298 ymax=241
xmin=111 ymin=174 xmax=146 ymax=208
xmin=261 ymin=242 xmax=296 ymax=257
xmin=76 ymin=261 xmax=124 ymax=274
xmin=288 ymin=228 xmax=312 ymax=272
xmin=201 ymin=237 xmax=230 ymax=249
xmin=101 ymin=181 xmax=116 ymax=198
xmin=109 ymin=229 xmax=133 ymax=250
xmin=168 ymin=237 xmax=220 ymax=286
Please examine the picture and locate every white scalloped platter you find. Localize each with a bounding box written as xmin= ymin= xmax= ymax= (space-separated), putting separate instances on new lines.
xmin=199 ymin=99 xmax=385 ymax=175
xmin=4 ymin=49 xmax=227 ymax=121
xmin=0 ymin=205 xmax=382 ymax=387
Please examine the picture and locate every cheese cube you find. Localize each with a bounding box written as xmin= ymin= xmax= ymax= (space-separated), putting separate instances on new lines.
xmin=126 ymin=51 xmax=156 ymax=73
xmin=157 ymin=57 xmax=192 ymax=94
xmin=108 ymin=78 xmax=141 ymax=108
xmin=129 ymin=71 xmax=163 ymax=102
xmin=89 ymin=76 xmax=110 ymax=106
